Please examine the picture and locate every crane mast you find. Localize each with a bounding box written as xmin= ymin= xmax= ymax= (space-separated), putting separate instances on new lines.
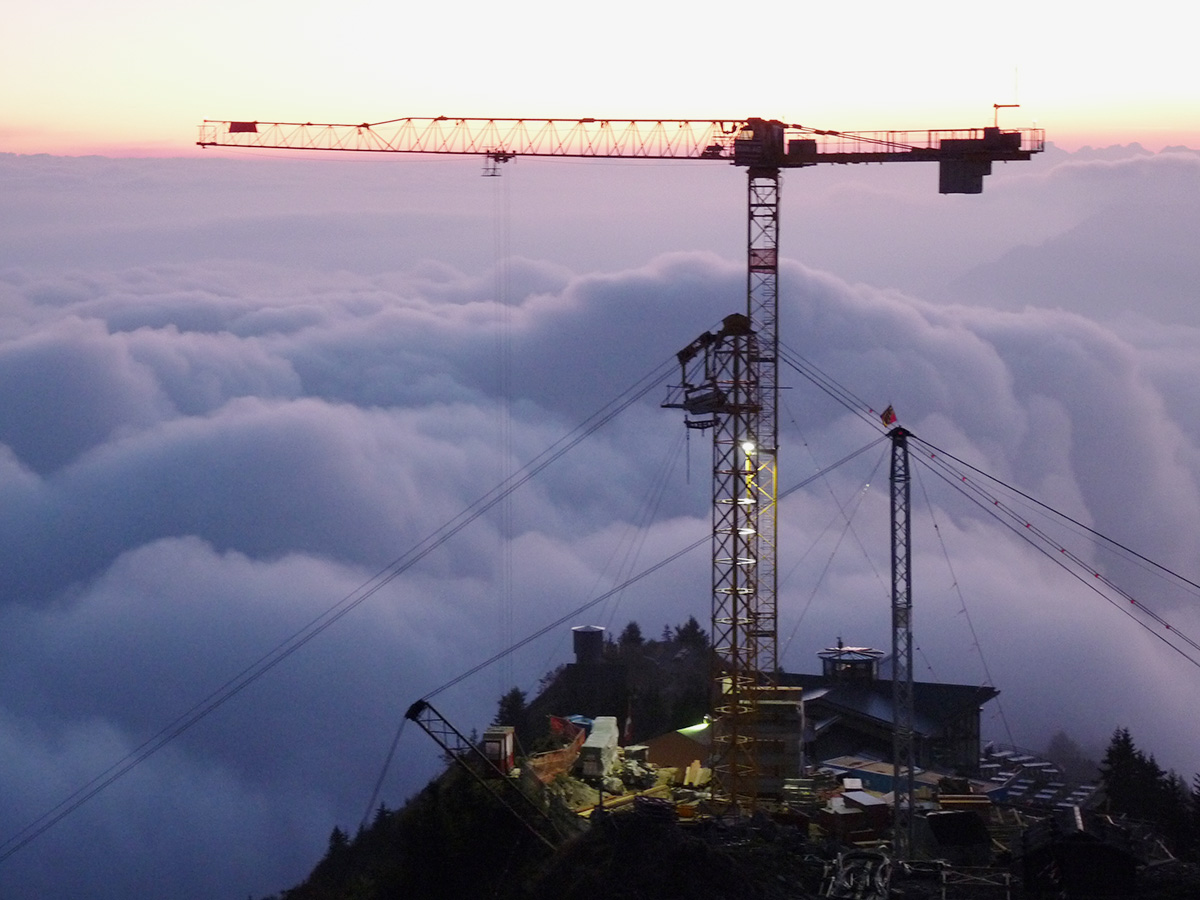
xmin=889 ymin=423 xmax=915 ymax=855
xmin=746 ymin=164 xmax=781 ymax=686
xmin=663 ymin=312 xmax=772 ymax=809
xmin=199 ymin=113 xmax=1043 ymax=813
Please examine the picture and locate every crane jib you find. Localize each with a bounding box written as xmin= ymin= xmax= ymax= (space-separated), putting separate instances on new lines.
xmin=198 ymin=117 xmax=1043 ymax=180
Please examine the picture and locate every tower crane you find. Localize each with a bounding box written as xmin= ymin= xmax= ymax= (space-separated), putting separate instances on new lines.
xmin=199 ymin=114 xmax=1044 ymax=815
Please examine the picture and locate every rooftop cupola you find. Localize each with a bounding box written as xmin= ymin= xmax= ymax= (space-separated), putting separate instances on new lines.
xmin=818 ymin=639 xmax=884 ymax=683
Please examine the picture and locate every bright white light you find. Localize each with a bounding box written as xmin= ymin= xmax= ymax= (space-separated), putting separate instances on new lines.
xmin=741 ymin=441 xmax=756 ymax=454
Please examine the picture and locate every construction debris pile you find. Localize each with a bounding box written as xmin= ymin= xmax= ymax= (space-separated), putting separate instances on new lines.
xmin=488 ymin=710 xmax=1193 ymax=900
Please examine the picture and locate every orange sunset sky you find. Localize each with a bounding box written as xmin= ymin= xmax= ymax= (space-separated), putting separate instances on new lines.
xmin=4 ymin=0 xmax=1197 ymax=157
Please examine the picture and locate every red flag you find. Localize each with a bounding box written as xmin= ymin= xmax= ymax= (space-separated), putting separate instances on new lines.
xmin=881 ymin=405 xmax=897 ymax=427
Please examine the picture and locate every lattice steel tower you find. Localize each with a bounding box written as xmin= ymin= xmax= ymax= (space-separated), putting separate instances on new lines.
xmin=889 ymin=424 xmax=916 ymax=856
xmin=664 ymin=313 xmax=774 ymax=808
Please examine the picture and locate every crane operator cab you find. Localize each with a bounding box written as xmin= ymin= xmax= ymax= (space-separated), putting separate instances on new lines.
xmin=733 ymin=118 xmax=817 ymax=168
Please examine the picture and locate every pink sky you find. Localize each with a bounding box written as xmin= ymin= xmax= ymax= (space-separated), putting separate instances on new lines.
xmin=4 ymin=0 xmax=1197 ymax=157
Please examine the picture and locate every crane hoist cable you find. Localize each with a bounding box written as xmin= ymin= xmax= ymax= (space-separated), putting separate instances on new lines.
xmin=493 ymin=161 xmax=515 ymax=694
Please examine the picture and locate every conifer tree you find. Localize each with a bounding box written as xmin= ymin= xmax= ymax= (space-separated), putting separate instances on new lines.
xmin=618 ymin=620 xmax=645 ymax=651
xmin=674 ymin=615 xmax=709 ymax=651
xmin=1099 ymin=726 xmax=1141 ymax=815
xmin=494 ymin=686 xmax=530 ymax=748
xmin=1190 ymin=773 xmax=1200 ymax=861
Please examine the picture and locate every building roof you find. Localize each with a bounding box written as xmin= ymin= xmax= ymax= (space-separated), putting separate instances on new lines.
xmin=644 ymin=725 xmax=710 ymax=771
xmin=779 ymin=671 xmax=998 ymax=733
xmin=818 ymin=644 xmax=884 ymax=663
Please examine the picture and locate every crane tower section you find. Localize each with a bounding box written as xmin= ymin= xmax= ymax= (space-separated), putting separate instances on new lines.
xmin=664 ymin=313 xmax=774 ymax=808
xmin=888 ymin=423 xmax=916 ymax=857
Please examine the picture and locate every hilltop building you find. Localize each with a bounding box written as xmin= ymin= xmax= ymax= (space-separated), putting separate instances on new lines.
xmin=587 ymin=636 xmax=998 ymax=795
xmin=780 ymin=641 xmax=998 ymax=778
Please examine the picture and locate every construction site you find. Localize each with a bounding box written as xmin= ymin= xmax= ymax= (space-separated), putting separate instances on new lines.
xmin=195 ymin=117 xmax=1200 ymax=899
xmin=402 ymin=620 xmax=1182 ymax=900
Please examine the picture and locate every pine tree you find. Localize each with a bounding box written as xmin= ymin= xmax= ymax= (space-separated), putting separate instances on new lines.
xmin=1099 ymin=726 xmax=1196 ymax=855
xmin=1099 ymin=726 xmax=1140 ymax=815
xmin=1159 ymin=771 xmax=1192 ymax=855
xmin=673 ymin=615 xmax=709 ymax=651
xmin=618 ymin=620 xmax=645 ymax=652
xmin=1189 ymin=773 xmax=1200 ymax=861
xmin=494 ymin=686 xmax=529 ymax=748
xmin=494 ymin=686 xmax=527 ymax=727
xmin=327 ymin=826 xmax=349 ymax=853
